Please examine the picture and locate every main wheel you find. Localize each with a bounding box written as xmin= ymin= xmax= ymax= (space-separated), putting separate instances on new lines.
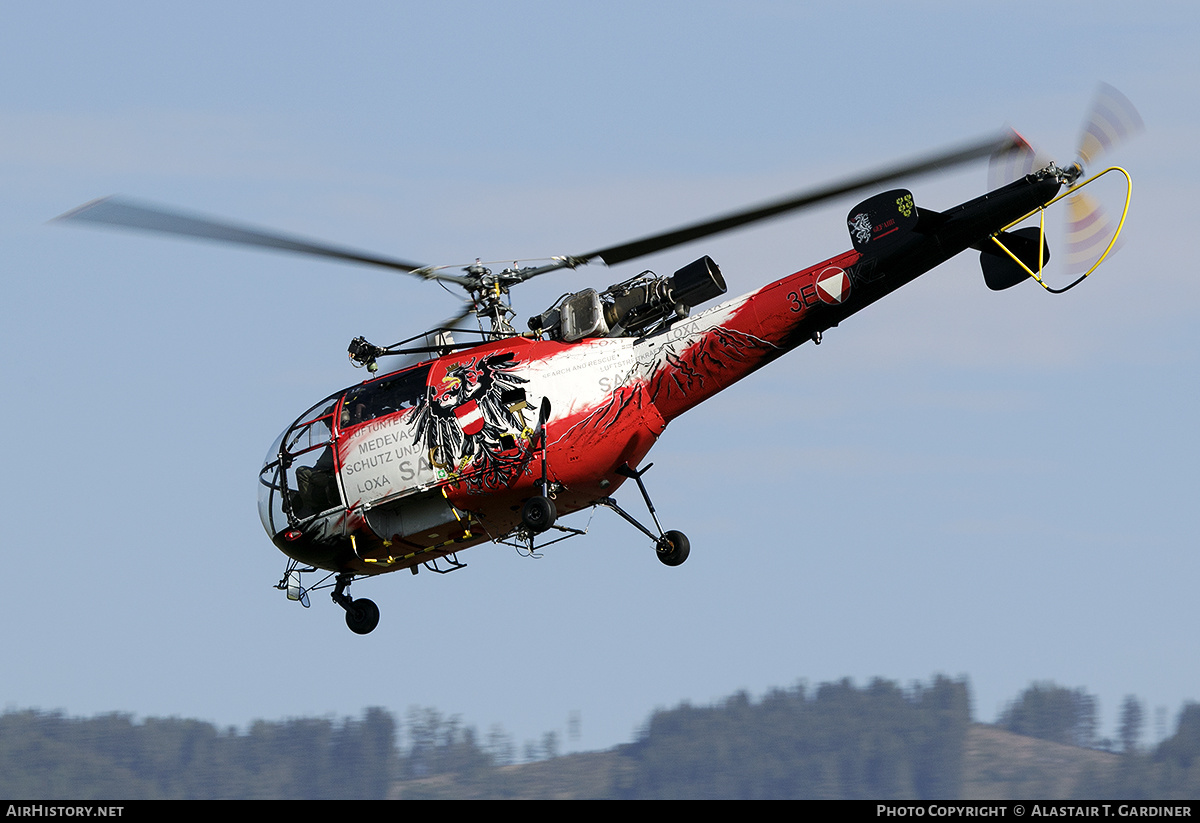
xmin=521 ymin=495 xmax=557 ymax=533
xmin=345 ymin=597 xmax=380 ymax=635
xmin=656 ymin=530 xmax=690 ymax=567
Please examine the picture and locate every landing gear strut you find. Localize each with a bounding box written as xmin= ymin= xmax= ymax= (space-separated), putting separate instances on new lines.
xmin=598 ymin=463 xmax=691 ymax=566
xmin=332 ymin=573 xmax=380 ymax=635
xmin=521 ymin=396 xmax=558 ymax=534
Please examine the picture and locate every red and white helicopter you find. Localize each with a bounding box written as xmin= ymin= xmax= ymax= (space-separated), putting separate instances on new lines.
xmin=58 ymin=88 xmax=1137 ymax=633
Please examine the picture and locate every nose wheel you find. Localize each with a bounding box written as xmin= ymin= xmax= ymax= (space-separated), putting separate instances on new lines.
xmin=332 ymin=573 xmax=380 ymax=635
xmin=343 ymin=597 xmax=380 ymax=635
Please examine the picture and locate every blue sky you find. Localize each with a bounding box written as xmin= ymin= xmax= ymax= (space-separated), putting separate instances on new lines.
xmin=2 ymin=2 xmax=1196 ymax=754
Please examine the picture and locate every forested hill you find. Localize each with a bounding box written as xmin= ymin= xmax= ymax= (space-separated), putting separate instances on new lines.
xmin=2 ymin=677 xmax=1198 ymax=799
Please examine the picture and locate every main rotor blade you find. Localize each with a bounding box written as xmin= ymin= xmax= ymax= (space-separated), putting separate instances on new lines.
xmin=54 ymin=196 xmax=443 ymax=278
xmin=580 ymin=133 xmax=1022 ymax=267
xmin=435 ymin=300 xmax=478 ymax=331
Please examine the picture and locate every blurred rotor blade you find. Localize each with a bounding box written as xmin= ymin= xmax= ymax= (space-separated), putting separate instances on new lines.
xmin=53 ymin=196 xmax=461 ymax=281
xmin=1077 ymin=82 xmax=1143 ymax=167
xmin=1064 ymin=191 xmax=1117 ymax=274
xmin=988 ymin=130 xmax=1052 ymax=189
xmin=385 ymin=301 xmax=478 ymax=370
xmin=579 ymin=132 xmax=1023 ymax=267
xmin=435 ymin=300 xmax=478 ymax=331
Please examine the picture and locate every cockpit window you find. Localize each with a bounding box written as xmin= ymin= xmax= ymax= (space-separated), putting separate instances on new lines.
xmin=258 ymin=391 xmax=342 ymax=535
xmin=340 ymin=364 xmax=431 ymax=429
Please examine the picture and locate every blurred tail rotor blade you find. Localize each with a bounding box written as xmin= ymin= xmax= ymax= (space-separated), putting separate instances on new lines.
xmin=1064 ymin=191 xmax=1117 ymax=274
xmin=1065 ymin=84 xmax=1141 ymax=275
xmin=1077 ymin=82 xmax=1144 ymax=167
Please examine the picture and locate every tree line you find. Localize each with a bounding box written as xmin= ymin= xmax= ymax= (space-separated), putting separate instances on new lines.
xmin=1 ymin=678 xmax=1198 ymax=798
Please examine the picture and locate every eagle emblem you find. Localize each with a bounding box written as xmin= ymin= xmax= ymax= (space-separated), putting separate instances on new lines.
xmin=410 ymin=352 xmax=531 ymax=490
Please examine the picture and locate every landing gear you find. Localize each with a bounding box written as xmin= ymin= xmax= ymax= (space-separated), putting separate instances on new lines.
xmin=598 ymin=463 xmax=691 ymax=567
xmin=344 ymin=597 xmax=380 ymax=635
xmin=521 ymin=398 xmax=558 ymax=535
xmin=656 ymin=530 xmax=690 ymax=567
xmin=332 ymin=573 xmax=380 ymax=635
xmin=521 ymin=494 xmax=557 ymax=533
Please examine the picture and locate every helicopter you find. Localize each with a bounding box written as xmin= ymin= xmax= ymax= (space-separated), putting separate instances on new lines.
xmin=57 ymin=87 xmax=1138 ymax=634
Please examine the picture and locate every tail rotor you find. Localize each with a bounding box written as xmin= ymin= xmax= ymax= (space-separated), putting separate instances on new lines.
xmin=1062 ymin=83 xmax=1143 ymax=274
xmin=985 ymin=83 xmax=1141 ymax=290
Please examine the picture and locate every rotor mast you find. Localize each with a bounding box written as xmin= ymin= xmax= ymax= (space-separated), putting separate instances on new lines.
xmin=460 ymin=256 xmax=586 ymax=339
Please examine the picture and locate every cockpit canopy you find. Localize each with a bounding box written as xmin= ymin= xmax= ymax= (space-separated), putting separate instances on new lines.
xmin=257 ymin=364 xmax=432 ymax=539
xmin=340 ymin=365 xmax=429 ymax=428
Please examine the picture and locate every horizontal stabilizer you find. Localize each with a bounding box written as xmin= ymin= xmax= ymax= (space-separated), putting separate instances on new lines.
xmin=979 ymin=227 xmax=1050 ymax=291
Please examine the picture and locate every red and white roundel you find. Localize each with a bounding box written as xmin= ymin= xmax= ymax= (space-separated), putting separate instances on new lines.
xmin=815 ymin=267 xmax=850 ymax=305
xmin=454 ymin=399 xmax=485 ymax=436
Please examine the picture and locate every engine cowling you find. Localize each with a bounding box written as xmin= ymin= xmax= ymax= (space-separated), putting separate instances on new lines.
xmin=530 ymin=255 xmax=727 ymax=342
